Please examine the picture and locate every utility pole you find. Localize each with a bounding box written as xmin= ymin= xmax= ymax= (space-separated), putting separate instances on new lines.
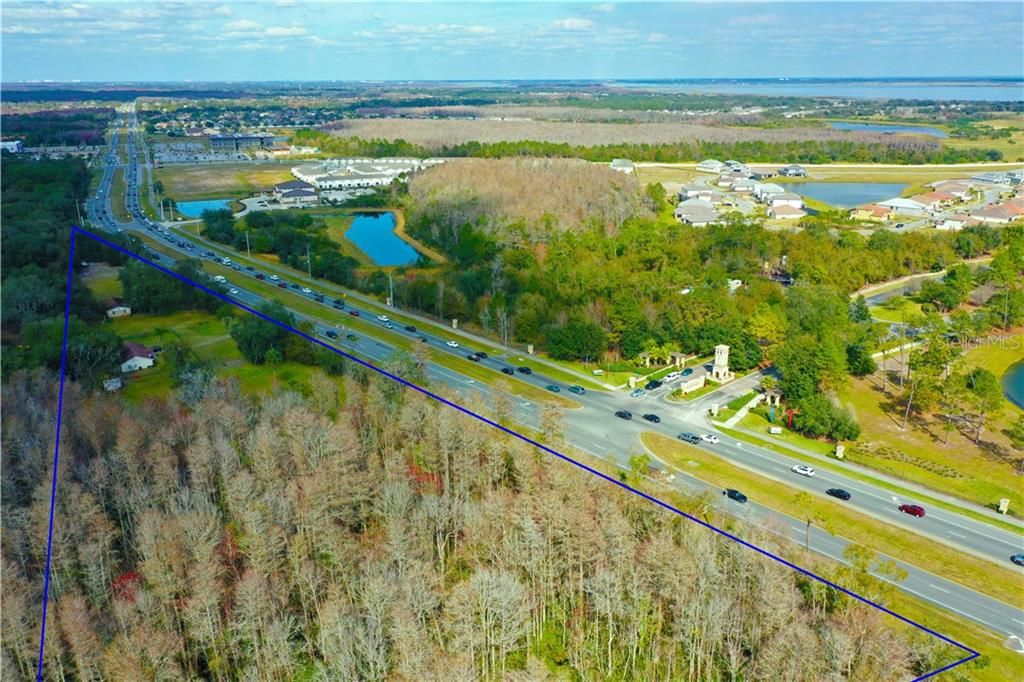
xmin=306 ymin=244 xmax=312 ymax=278
xmin=75 ymin=200 xmax=83 ymax=226
xmin=388 ymin=271 xmax=394 ymax=308
xmin=245 ymin=231 xmax=251 ymax=258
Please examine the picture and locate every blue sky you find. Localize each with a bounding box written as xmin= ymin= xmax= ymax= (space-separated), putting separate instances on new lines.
xmin=2 ymin=1 xmax=1022 ymax=82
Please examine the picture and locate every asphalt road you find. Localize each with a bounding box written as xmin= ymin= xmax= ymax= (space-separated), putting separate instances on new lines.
xmin=83 ymin=109 xmax=1024 ymax=639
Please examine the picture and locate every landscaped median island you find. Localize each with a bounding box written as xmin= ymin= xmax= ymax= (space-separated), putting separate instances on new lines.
xmin=640 ymin=433 xmax=1023 ymax=607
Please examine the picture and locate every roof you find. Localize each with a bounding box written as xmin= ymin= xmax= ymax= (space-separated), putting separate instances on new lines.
xmin=879 ymin=197 xmax=926 ymax=210
xmin=122 ymin=342 xmax=152 ymax=360
xmin=275 ymin=179 xmax=314 ymax=191
xmin=769 ymin=205 xmax=806 ymax=217
xmin=610 ymin=158 xmax=634 ymax=168
xmin=911 ymin=191 xmax=954 ymax=204
xmin=281 ymin=189 xmax=317 ymax=198
xmin=677 ymin=198 xmax=715 ymax=210
xmin=971 ymin=205 xmax=1016 ymax=220
xmin=854 ymin=203 xmax=892 ymax=217
xmin=773 ymin=192 xmax=803 ymax=201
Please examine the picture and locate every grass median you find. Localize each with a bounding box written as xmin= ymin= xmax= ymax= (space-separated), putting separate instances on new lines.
xmin=641 ymin=432 xmax=1023 ymax=607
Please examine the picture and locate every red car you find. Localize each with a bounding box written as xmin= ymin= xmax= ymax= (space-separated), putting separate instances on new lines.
xmin=277 ymin=282 xmax=287 ymax=288
xmin=349 ymin=310 xmax=360 ymax=317
xmin=899 ymin=504 xmax=926 ymax=518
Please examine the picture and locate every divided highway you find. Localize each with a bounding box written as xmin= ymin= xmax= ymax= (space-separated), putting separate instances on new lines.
xmin=83 ymin=110 xmax=1024 ymax=639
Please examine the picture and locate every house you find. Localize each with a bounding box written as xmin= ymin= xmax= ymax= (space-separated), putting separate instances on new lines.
xmin=105 ymin=302 xmax=132 ymax=319
xmin=850 ymin=204 xmax=893 ymax=221
xmin=716 ymin=174 xmax=736 ymax=188
xmin=936 ymin=214 xmax=974 ymax=231
xmin=678 ymin=183 xmax=722 ymax=203
xmin=778 ymin=164 xmax=807 ymax=177
xmin=0 ymin=140 xmax=24 ymax=153
xmin=931 ymin=181 xmax=972 ymax=200
xmin=609 ymin=158 xmax=635 ymax=174
xmin=727 ymin=279 xmax=743 ymax=294
xmin=278 ymin=188 xmax=319 ymax=206
xmin=1008 ymin=170 xmax=1024 ymax=185
xmin=877 ymin=197 xmax=928 ymax=216
xmin=971 ymin=172 xmax=1012 ymax=185
xmin=102 ymin=377 xmax=123 ymax=393
xmin=674 ymin=199 xmax=720 ymax=227
xmin=769 ymin=192 xmax=804 ymax=209
xmin=970 ymin=204 xmax=1018 ymax=224
xmin=910 ymin=191 xmax=956 ymax=211
xmin=752 ymin=182 xmax=786 ymax=203
xmin=730 ymin=178 xmax=757 ymax=193
xmin=768 ymin=204 xmax=807 ymax=220
xmin=120 ymin=342 xmax=155 ymax=373
xmin=697 ymin=159 xmax=724 ymax=174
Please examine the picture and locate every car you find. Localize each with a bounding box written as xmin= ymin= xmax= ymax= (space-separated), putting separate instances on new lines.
xmin=333 ymin=299 xmax=346 ymax=308
xmin=898 ymin=504 xmax=926 ymax=518
xmin=228 ymin=288 xmax=239 ymax=295
xmin=277 ymin=282 xmax=288 ymax=288
xmin=615 ymin=410 xmax=633 ymax=420
xmin=290 ymin=283 xmax=300 ymax=289
xmin=723 ymin=489 xmax=748 ymax=503
xmin=567 ymin=385 xmax=585 ymax=395
xmin=404 ymin=324 xmax=416 ymax=332
xmin=377 ymin=315 xmax=389 ymax=322
xmin=467 ymin=353 xmax=480 ymax=362
xmin=701 ymin=434 xmax=720 ymax=444
xmin=677 ymin=432 xmax=701 ymax=444
xmin=663 ymin=371 xmax=680 ymax=382
xmin=1011 ymin=554 xmax=1024 ymax=567
xmin=545 ymin=384 xmax=560 ymax=393
xmin=418 ymin=336 xmax=428 ymax=343
xmin=245 ymin=266 xmax=255 ymax=271
xmin=826 ymin=488 xmax=851 ymax=501
xmin=642 ymin=413 xmax=661 ymax=423
xmin=681 ymin=368 xmax=694 ymax=377
xmin=232 ymin=264 xmax=241 ymax=271
xmin=204 ymin=250 xmax=216 ymax=257
xmin=302 ymin=287 xmax=313 ymax=294
xmin=474 ymin=351 xmax=488 ymax=359
xmin=791 ymin=464 xmax=816 ymax=477
xmin=349 ymin=310 xmax=360 ymax=317
xmin=345 ymin=334 xmax=358 ymax=342
xmin=645 ymin=379 xmax=662 ymax=390
xmin=383 ymin=322 xmax=394 ymax=329
xmin=269 ymin=274 xmax=279 ymax=281
xmin=516 ymin=366 xmax=532 ymax=374
xmin=446 ymin=340 xmax=459 ymax=348
xmin=894 ymin=222 xmax=906 ymax=229
xmin=314 ymin=294 xmax=324 ymax=302
xmin=630 ymin=388 xmax=646 ymax=398
xmin=255 ymin=273 xmax=265 ymax=280
xmin=501 ymin=367 xmax=516 ymax=375
xmin=324 ymin=330 xmax=338 ymax=339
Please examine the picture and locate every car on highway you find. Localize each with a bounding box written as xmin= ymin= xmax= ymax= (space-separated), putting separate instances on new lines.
xmin=677 ymin=432 xmax=701 ymax=444
xmin=418 ymin=335 xmax=428 ymax=343
xmin=615 ymin=410 xmax=633 ymax=420
xmin=1011 ymin=554 xmax=1024 ymax=567
xmin=516 ymin=366 xmax=532 ymax=374
xmin=446 ymin=340 xmax=459 ymax=348
xmin=269 ymin=274 xmax=279 ymax=281
xmin=277 ymin=282 xmax=287 ymax=288
xmin=377 ymin=315 xmax=389 ymax=322
xmin=501 ymin=367 xmax=516 ymax=375
xmin=898 ymin=504 xmax=926 ymax=518
xmin=314 ymin=294 xmax=324 ymax=302
xmin=345 ymin=334 xmax=358 ymax=342
xmin=645 ymin=379 xmax=662 ymax=390
xmin=791 ymin=464 xmax=816 ymax=477
xmin=404 ymin=324 xmax=416 ymax=332
xmin=256 ymin=274 xmax=265 ymax=280
xmin=568 ymin=385 xmax=585 ymax=395
xmin=323 ymin=330 xmax=338 ymax=339
xmin=333 ymin=299 xmax=345 ymax=308
xmin=642 ymin=413 xmax=661 ymax=423
xmin=228 ymin=288 xmax=239 ymax=295
xmin=545 ymin=384 xmax=560 ymax=393
xmin=302 ymin=287 xmax=313 ymax=294
xmin=629 ymin=388 xmax=646 ymax=398
xmin=467 ymin=354 xmax=480 ymax=362
xmin=723 ymin=489 xmax=748 ymax=503
xmin=826 ymin=488 xmax=851 ymax=501
xmin=245 ymin=266 xmax=255 ymax=271
xmin=474 ymin=351 xmax=488 ymax=359
xmin=700 ymin=434 xmax=720 ymax=444
xmin=382 ymin=322 xmax=393 ymax=329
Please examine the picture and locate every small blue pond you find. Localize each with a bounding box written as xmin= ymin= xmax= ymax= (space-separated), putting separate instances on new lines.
xmin=830 ymin=122 xmax=948 ymax=138
xmin=176 ymin=199 xmax=235 ymax=217
xmin=783 ymin=182 xmax=908 ymax=209
xmin=1004 ymin=361 xmax=1024 ymax=410
xmin=345 ymin=212 xmax=420 ymax=266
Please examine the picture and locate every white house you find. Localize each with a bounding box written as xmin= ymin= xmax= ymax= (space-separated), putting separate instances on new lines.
xmin=778 ymin=164 xmax=807 ymax=177
xmin=877 ymin=197 xmax=928 ymax=216
xmin=936 ymin=214 xmax=973 ymax=231
xmin=120 ymin=342 xmax=155 ymax=373
xmin=971 ymin=172 xmax=1011 ymax=186
xmin=106 ymin=305 xmax=132 ymax=319
xmin=0 ymin=140 xmax=24 ymax=153
xmin=770 ymin=192 xmax=804 ymax=209
xmin=931 ymin=181 xmax=972 ymax=200
xmin=716 ymin=174 xmax=735 ymax=188
xmin=1008 ymin=170 xmax=1024 ymax=185
xmin=752 ymin=183 xmax=786 ymax=203
xmin=697 ymin=159 xmax=724 ymax=173
xmin=730 ymin=178 xmax=757 ymax=193
xmin=609 ymin=159 xmax=635 ymax=174
xmin=769 ymin=204 xmax=807 ymax=220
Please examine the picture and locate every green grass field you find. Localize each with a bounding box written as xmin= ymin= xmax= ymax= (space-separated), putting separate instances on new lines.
xmin=869 ymin=295 xmax=924 ymax=323
xmin=82 ymin=264 xmax=123 ymax=300
xmin=641 ymin=432 xmax=1021 ymax=605
xmin=154 ymin=163 xmax=294 ymax=201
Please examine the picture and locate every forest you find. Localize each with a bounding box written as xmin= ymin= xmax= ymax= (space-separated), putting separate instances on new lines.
xmin=0 ymin=108 xmax=113 ymax=146
xmin=2 ymin=365 xmax=970 ymax=680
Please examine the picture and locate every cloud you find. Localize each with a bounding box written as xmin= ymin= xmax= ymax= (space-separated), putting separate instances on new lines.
xmin=647 ymin=32 xmax=668 ymax=43
xmin=727 ymin=14 xmax=779 ymax=27
xmin=212 ymin=5 xmax=232 ymax=16
xmin=552 ymin=18 xmax=595 ymax=31
xmin=591 ymin=3 xmax=615 ymax=12
xmin=264 ymin=25 xmax=308 ymax=37
xmin=225 ymin=19 xmax=262 ymax=32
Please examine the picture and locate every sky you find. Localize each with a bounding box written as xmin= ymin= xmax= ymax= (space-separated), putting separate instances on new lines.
xmin=2 ymin=1 xmax=1022 ymax=82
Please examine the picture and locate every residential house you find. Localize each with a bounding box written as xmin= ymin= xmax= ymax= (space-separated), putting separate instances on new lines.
xmin=778 ymin=164 xmax=807 ymax=177
xmin=730 ymin=177 xmax=757 ymax=193
xmin=678 ymin=183 xmax=722 ymax=202
xmin=273 ymin=179 xmax=318 ymax=205
xmin=971 ymin=172 xmax=1012 ymax=185
xmin=752 ymin=182 xmax=786 ymax=203
xmin=768 ymin=204 xmax=807 ymax=220
xmin=851 ymin=204 xmax=893 ymax=221
xmin=105 ymin=301 xmax=132 ymax=319
xmin=931 ymin=181 xmax=972 ymax=200
xmin=770 ymin=192 xmax=804 ymax=209
xmin=936 ymin=214 xmax=974 ymax=231
xmin=674 ymin=199 xmax=720 ymax=227
xmin=697 ymin=159 xmax=724 ymax=173
xmin=716 ymin=174 xmax=736 ymax=188
xmin=609 ymin=158 xmax=635 ymax=174
xmin=0 ymin=140 xmax=24 ymax=153
xmin=970 ymin=204 xmax=1019 ymax=224
xmin=120 ymin=342 xmax=155 ymax=373
xmin=909 ymin=191 xmax=956 ymax=212
xmin=877 ymin=197 xmax=928 ymax=216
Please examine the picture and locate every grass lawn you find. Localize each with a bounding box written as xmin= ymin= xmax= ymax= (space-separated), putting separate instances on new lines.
xmin=320 ymin=214 xmax=370 ymax=264
xmin=869 ymin=295 xmax=924 ymax=323
xmin=670 ymin=382 xmax=718 ymax=401
xmin=82 ymin=263 xmax=123 ymax=300
xmin=641 ymin=433 xmax=1023 ymax=606
xmin=155 ymin=163 xmax=295 ymax=201
xmin=110 ymin=168 xmax=129 ymax=223
xmin=633 ymin=165 xmax=699 ymax=188
xmin=945 ymin=132 xmax=1024 ymax=163
xmin=737 ymin=411 xmax=839 ymax=456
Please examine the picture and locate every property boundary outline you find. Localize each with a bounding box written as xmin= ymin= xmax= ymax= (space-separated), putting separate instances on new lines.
xmin=36 ymin=225 xmax=981 ymax=680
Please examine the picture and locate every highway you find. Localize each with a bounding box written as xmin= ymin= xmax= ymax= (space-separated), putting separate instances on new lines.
xmin=84 ymin=108 xmax=1023 ymax=639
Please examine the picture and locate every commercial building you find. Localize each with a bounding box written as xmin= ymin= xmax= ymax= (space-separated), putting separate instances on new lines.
xmin=209 ymin=133 xmax=275 ymax=152
xmin=291 ymin=157 xmax=444 ymax=190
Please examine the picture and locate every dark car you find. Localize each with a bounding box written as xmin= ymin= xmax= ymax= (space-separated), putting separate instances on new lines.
xmin=501 ymin=367 xmax=516 ymax=375
xmin=324 ymin=330 xmax=338 ymax=339
xmin=567 ymin=385 xmax=585 ymax=395
xmin=516 ymin=366 xmax=532 ymax=375
xmin=404 ymin=324 xmax=417 ymax=332
xmin=642 ymin=413 xmax=661 ymax=423
xmin=334 ymin=298 xmax=346 ymax=307
xmin=277 ymin=282 xmax=287 ymax=288
xmin=826 ymin=488 xmax=852 ymax=501
xmin=1011 ymin=554 xmax=1024 ymax=567
xmin=467 ymin=354 xmax=480 ymax=362
xmin=545 ymin=384 xmax=560 ymax=393
xmin=246 ymin=266 xmax=255 ymax=271
xmin=723 ymin=489 xmax=748 ymax=503
xmin=349 ymin=310 xmax=360 ymax=317
xmin=681 ymin=368 xmax=694 ymax=377
xmin=677 ymin=432 xmax=701 ymax=444
xmin=418 ymin=335 xmax=428 ymax=343
xmin=615 ymin=410 xmax=633 ymax=420
xmin=290 ymin=283 xmax=300 ymax=289
xmin=645 ymin=379 xmax=662 ymax=390
xmin=205 ymin=250 xmax=216 ymax=257
xmin=474 ymin=351 xmax=488 ymax=359
xmin=314 ymin=294 xmax=324 ymax=302
xmin=255 ymin=273 xmax=265 ymax=280
xmin=899 ymin=504 xmax=926 ymax=518
xmin=345 ymin=334 xmax=358 ymax=342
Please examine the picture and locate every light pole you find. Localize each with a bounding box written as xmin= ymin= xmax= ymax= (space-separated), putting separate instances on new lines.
xmin=245 ymin=231 xmax=251 ymax=258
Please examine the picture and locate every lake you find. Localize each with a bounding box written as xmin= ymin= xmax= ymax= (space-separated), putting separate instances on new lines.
xmin=614 ymin=79 xmax=1024 ymax=102
xmin=345 ymin=212 xmax=420 ymax=266
xmin=830 ymin=122 xmax=947 ymax=138
xmin=783 ymin=182 xmax=907 ymax=209
xmin=1004 ymin=361 xmax=1024 ymax=410
xmin=176 ymin=199 xmax=235 ymax=217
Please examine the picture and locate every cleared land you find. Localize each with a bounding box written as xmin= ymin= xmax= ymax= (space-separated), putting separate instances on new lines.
xmin=154 ymin=162 xmax=294 ymax=200
xmin=81 ymin=263 xmax=123 ymax=300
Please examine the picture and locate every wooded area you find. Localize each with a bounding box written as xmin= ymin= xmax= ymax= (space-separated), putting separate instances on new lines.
xmin=1 ymin=108 xmax=113 ymax=146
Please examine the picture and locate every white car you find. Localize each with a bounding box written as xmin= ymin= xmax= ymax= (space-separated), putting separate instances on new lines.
xmin=791 ymin=464 xmax=816 ymax=477
xmin=383 ymin=322 xmax=394 ymax=329
xmin=663 ymin=371 xmax=680 ymax=382
xmin=269 ymin=274 xmax=279 ymax=281
xmin=701 ymin=434 xmax=720 ymax=445
xmin=302 ymin=287 xmax=312 ymax=294
xmin=229 ymin=288 xmax=239 ymax=295
xmin=446 ymin=340 xmax=460 ymax=348
xmin=377 ymin=315 xmax=389 ymax=322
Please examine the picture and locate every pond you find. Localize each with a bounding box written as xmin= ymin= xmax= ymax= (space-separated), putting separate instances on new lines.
xmin=1004 ymin=361 xmax=1024 ymax=410
xmin=345 ymin=212 xmax=421 ymax=266
xmin=176 ymin=198 xmax=235 ymax=217
xmin=830 ymin=122 xmax=948 ymax=138
xmin=783 ymin=182 xmax=907 ymax=209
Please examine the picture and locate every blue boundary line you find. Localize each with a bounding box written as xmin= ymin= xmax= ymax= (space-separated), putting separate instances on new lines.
xmin=36 ymin=225 xmax=980 ymax=680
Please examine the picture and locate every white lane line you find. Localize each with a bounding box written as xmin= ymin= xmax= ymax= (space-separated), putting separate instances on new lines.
xmin=928 ymin=584 xmax=951 ymax=594
xmin=948 ymin=531 xmax=966 ymax=539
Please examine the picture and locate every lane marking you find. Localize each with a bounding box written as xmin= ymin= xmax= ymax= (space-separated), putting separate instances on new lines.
xmin=929 ymin=584 xmax=951 ymax=594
